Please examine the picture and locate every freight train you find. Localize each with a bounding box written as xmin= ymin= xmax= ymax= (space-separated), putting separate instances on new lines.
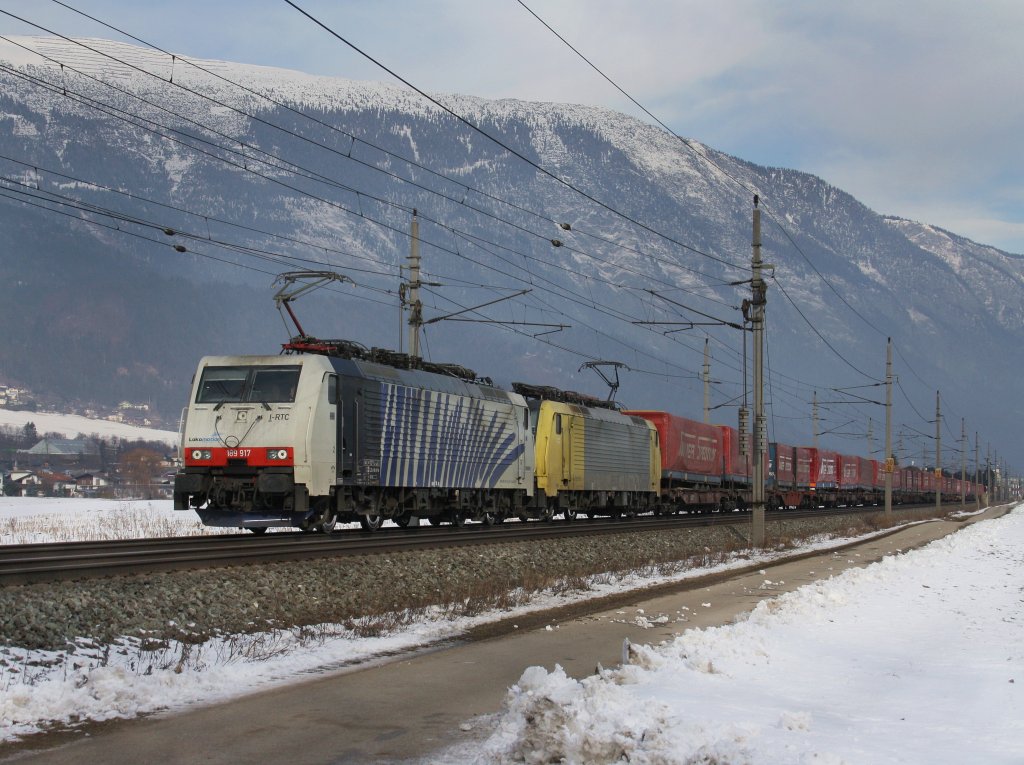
xmin=173 ymin=339 xmax=983 ymax=532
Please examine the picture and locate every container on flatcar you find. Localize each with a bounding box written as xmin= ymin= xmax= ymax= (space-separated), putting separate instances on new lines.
xmin=809 ymin=449 xmax=839 ymax=489
xmin=718 ymin=425 xmax=752 ymax=484
xmin=870 ymin=459 xmax=883 ymax=490
xmin=769 ymin=442 xmax=796 ymax=488
xmin=919 ymin=469 xmax=934 ymax=494
xmin=857 ymin=457 xmax=874 ymax=490
xmin=838 ymin=454 xmax=862 ymax=488
xmin=794 ymin=447 xmax=814 ymax=488
xmin=625 ymin=411 xmax=723 ymax=482
xmin=904 ymin=466 xmax=922 ymax=495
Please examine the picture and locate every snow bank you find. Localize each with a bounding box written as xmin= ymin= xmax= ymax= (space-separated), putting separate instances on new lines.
xmin=481 ymin=506 xmax=1024 ymax=764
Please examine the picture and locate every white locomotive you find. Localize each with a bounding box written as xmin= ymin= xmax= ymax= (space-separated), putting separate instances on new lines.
xmin=174 ymin=348 xmax=536 ymax=532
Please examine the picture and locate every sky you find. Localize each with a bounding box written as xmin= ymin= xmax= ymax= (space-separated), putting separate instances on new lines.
xmin=0 ymin=0 xmax=1021 ymax=254
xmin=3 ymin=496 xmax=1021 ymax=763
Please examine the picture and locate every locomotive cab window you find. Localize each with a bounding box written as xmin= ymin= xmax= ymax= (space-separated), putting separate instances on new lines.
xmin=196 ymin=367 xmax=248 ymax=403
xmin=196 ymin=365 xmax=302 ymax=404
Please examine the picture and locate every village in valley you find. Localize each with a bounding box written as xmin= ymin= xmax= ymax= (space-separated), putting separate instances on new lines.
xmin=0 ymin=383 xmax=177 ymax=499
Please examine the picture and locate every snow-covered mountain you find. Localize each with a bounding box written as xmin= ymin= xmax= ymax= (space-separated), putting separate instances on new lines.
xmin=0 ymin=36 xmax=1020 ymax=466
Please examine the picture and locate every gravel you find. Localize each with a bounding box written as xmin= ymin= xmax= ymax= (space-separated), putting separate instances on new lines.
xmin=0 ymin=514 xmax=906 ymax=651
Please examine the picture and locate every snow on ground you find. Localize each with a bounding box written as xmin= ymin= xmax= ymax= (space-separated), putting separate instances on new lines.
xmin=0 ymin=497 xmax=1019 ymax=763
xmin=0 ymin=497 xmax=364 ymax=544
xmin=0 ymin=498 xmax=209 ymax=543
xmin=0 ymin=407 xmax=178 ymax=447
xmin=471 ymin=504 xmax=1024 ymax=764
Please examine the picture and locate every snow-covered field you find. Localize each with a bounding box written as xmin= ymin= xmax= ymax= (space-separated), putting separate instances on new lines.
xmin=0 ymin=407 xmax=178 ymax=447
xmin=0 ymin=497 xmax=212 ymax=543
xmin=1 ymin=497 xmax=1020 ymax=764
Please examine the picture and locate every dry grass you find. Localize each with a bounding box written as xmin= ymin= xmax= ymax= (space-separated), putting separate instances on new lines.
xmin=0 ymin=503 xmax=229 ymax=544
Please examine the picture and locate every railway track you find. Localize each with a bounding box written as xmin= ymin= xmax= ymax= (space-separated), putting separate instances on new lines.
xmin=0 ymin=502 xmax=969 ymax=586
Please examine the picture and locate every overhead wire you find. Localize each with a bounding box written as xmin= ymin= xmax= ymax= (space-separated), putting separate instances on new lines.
xmin=46 ymin=0 xmax=739 ymax=289
xmin=513 ymin=0 xmax=896 ymax=435
xmin=0 ymin=28 xmax=753 ymax=384
xmin=281 ymin=0 xmax=747 ymax=274
xmin=0 ymin=28 xmax=734 ymax=318
xmin=0 ymin=52 xmax=719 ymax=376
xmin=515 ymin=0 xmax=893 ymax=342
xmin=6 ymin=4 xmax=958 ymax=448
xmin=9 ymin=4 xmax=872 ymax=413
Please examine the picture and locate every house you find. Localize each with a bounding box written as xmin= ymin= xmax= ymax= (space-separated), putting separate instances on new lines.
xmin=71 ymin=471 xmax=111 ymax=496
xmin=37 ymin=469 xmax=77 ymax=497
xmin=4 ymin=470 xmax=42 ymax=497
xmin=18 ymin=438 xmax=101 ymax=469
xmin=71 ymin=471 xmax=110 ymax=488
xmin=21 ymin=438 xmax=95 ymax=457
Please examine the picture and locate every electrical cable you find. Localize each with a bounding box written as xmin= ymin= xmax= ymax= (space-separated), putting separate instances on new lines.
xmin=281 ymin=0 xmax=746 ymax=273
xmin=47 ymin=0 xmax=738 ymax=289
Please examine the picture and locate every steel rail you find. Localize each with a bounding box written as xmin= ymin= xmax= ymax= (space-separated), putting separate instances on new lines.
xmin=0 ymin=502 xmax=955 ymax=586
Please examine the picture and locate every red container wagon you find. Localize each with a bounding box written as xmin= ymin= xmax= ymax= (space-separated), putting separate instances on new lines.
xmin=768 ymin=443 xmax=815 ymax=509
xmin=794 ymin=448 xmax=814 ymax=489
xmin=626 ymin=411 xmax=723 ymax=481
xmin=920 ymin=470 xmax=934 ymax=495
xmin=894 ymin=467 xmax=906 ymax=499
xmin=806 ymin=448 xmax=839 ymax=506
xmin=718 ymin=425 xmax=752 ymax=484
xmin=870 ymin=459 xmax=884 ymax=490
xmin=910 ymin=467 xmax=928 ymax=499
xmin=768 ymin=443 xmax=799 ymax=510
xmin=838 ymin=454 xmax=862 ymax=488
xmin=769 ymin=442 xmax=796 ymax=488
xmin=624 ymin=410 xmax=727 ymax=513
xmin=837 ymin=454 xmax=877 ymax=505
xmin=859 ymin=457 xmax=875 ymax=490
xmin=812 ymin=450 xmax=839 ymax=488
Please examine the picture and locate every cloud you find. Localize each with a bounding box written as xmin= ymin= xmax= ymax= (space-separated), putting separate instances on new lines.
xmin=2 ymin=0 xmax=1020 ymax=252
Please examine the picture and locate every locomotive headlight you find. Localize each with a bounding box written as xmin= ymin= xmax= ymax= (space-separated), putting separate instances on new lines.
xmin=191 ymin=449 xmax=212 ymax=461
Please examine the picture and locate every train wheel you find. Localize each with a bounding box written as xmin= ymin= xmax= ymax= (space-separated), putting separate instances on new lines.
xmin=318 ymin=512 xmax=338 ymax=534
xmin=247 ymin=527 xmax=268 ymax=535
xmin=450 ymin=510 xmax=467 ymax=528
xmin=564 ymin=508 xmax=577 ymax=523
xmin=394 ymin=513 xmax=411 ymax=529
xmin=481 ymin=511 xmax=497 ymax=526
xmin=359 ymin=513 xmax=383 ymax=532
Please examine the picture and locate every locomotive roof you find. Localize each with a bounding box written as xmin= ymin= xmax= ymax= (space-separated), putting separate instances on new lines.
xmin=196 ymin=353 xmax=523 ymax=404
xmin=524 ymin=396 xmax=653 ymax=427
xmin=330 ymin=356 xmax=520 ymax=404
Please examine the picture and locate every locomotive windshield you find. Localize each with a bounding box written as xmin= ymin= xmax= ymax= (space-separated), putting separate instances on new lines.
xmin=196 ymin=365 xmax=302 ymax=404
